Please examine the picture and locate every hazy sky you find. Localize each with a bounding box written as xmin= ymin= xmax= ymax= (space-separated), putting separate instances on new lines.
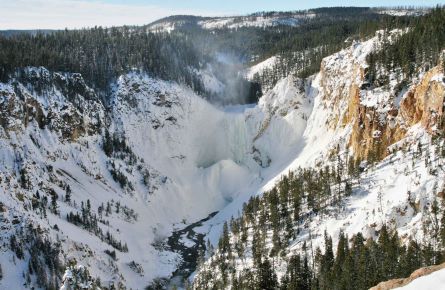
xmin=1 ymin=0 xmax=444 ymax=30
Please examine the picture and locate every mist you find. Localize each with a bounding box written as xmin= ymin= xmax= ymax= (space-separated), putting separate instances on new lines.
xmin=183 ymin=30 xmax=263 ymax=106
xmin=206 ymin=52 xmax=262 ymax=106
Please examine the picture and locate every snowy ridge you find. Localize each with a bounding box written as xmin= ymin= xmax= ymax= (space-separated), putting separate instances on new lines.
xmin=377 ymin=8 xmax=428 ymax=17
xmin=245 ymin=56 xmax=279 ymax=81
xmin=147 ymin=9 xmax=422 ymax=33
xmin=197 ymin=14 xmax=312 ymax=30
xmin=147 ymin=12 xmax=315 ymax=32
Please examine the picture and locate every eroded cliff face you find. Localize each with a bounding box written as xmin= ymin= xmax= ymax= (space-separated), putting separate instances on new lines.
xmin=357 ymin=64 xmax=445 ymax=160
xmin=400 ymin=66 xmax=445 ymax=131
xmin=346 ymin=68 xmax=404 ymax=161
xmin=315 ymin=31 xmax=445 ymax=161
xmin=0 ymin=68 xmax=104 ymax=141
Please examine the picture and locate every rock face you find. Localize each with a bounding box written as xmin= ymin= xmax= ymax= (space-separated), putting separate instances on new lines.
xmin=314 ymin=31 xmax=445 ymax=161
xmin=400 ymin=66 xmax=445 ymax=132
xmin=0 ymin=67 xmax=104 ymax=140
xmin=370 ymin=262 xmax=445 ymax=290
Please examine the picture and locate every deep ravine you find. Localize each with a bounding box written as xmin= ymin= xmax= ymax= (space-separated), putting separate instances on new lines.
xmin=157 ymin=211 xmax=218 ymax=289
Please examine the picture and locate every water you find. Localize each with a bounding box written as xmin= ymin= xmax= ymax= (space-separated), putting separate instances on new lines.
xmin=164 ymin=212 xmax=218 ymax=290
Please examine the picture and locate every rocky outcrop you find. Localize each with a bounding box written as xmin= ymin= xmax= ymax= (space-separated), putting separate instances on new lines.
xmin=370 ymin=262 xmax=445 ymax=290
xmin=0 ymin=68 xmax=105 ymax=140
xmin=351 ymin=67 xmax=445 ymax=160
xmin=400 ymin=66 xmax=445 ymax=132
xmin=316 ymin=31 xmax=445 ymax=161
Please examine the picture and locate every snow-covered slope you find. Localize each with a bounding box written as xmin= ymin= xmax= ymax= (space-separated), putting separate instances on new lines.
xmin=147 ymin=12 xmax=315 ymax=32
xmin=197 ymin=14 xmax=313 ymax=30
xmin=0 ymin=65 xmax=313 ymax=289
xmin=193 ymin=29 xmax=445 ymax=288
xmin=245 ymin=56 xmax=279 ymax=80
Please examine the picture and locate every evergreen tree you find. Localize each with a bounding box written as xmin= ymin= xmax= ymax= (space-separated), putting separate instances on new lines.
xmin=219 ymin=222 xmax=231 ymax=254
xmin=50 ymin=193 xmax=58 ymax=215
xmin=257 ymin=258 xmax=278 ymax=290
xmin=65 ymin=185 xmax=71 ymax=203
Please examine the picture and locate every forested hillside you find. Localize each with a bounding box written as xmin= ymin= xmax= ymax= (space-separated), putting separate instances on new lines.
xmin=194 ymin=135 xmax=445 ymax=289
xmin=0 ymin=7 xmax=420 ymax=102
xmin=367 ymin=7 xmax=445 ymax=87
xmin=0 ymin=28 xmax=205 ymax=95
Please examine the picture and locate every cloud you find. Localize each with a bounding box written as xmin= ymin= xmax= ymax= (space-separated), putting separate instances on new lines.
xmin=0 ymin=0 xmax=218 ymax=29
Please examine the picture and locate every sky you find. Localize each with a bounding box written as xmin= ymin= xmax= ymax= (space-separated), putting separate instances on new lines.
xmin=0 ymin=0 xmax=444 ymax=30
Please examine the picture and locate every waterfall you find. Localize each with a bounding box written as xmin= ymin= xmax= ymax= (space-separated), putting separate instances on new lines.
xmin=223 ymin=113 xmax=249 ymax=165
xmin=194 ymin=105 xmax=252 ymax=169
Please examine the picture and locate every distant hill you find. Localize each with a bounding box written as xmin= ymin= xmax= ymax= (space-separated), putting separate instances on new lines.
xmin=0 ymin=29 xmax=56 ymax=37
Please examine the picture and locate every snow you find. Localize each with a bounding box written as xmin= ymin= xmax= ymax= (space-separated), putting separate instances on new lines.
xmin=148 ymin=12 xmax=315 ymax=32
xmin=431 ymin=73 xmax=445 ymax=84
xmin=194 ymin=74 xmax=314 ymax=242
xmin=0 ymin=64 xmax=314 ymax=288
xmin=148 ymin=22 xmax=177 ymax=33
xmin=198 ymin=15 xmax=308 ymax=30
xmin=1 ymin=26 xmax=443 ymax=289
xmin=245 ymin=56 xmax=278 ymax=80
xmin=299 ymin=126 xmax=442 ymax=250
xmin=377 ymin=9 xmax=427 ymax=17
xmin=60 ymin=265 xmax=99 ymax=290
xmin=194 ymin=66 xmax=225 ymax=95
xmin=398 ymin=268 xmax=445 ymax=290
xmin=194 ymin=29 xmax=445 ymax=285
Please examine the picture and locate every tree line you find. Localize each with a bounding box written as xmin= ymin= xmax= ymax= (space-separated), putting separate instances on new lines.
xmin=0 ymin=27 xmax=205 ymax=97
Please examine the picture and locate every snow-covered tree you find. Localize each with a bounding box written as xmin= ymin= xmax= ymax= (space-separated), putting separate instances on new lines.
xmin=60 ymin=264 xmax=100 ymax=290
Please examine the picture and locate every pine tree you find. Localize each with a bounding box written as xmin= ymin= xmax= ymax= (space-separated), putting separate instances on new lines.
xmin=103 ymin=130 xmax=113 ymax=157
xmin=219 ymin=222 xmax=231 ymax=254
xmin=317 ymin=231 xmax=334 ymax=290
xmin=333 ymin=231 xmax=349 ymax=289
xmin=400 ymin=240 xmax=422 ymax=276
xmin=20 ymin=168 xmax=29 ymax=189
xmin=257 ymin=258 xmax=278 ymax=290
xmin=51 ymin=193 xmax=58 ymax=215
xmin=65 ymin=185 xmax=71 ymax=203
